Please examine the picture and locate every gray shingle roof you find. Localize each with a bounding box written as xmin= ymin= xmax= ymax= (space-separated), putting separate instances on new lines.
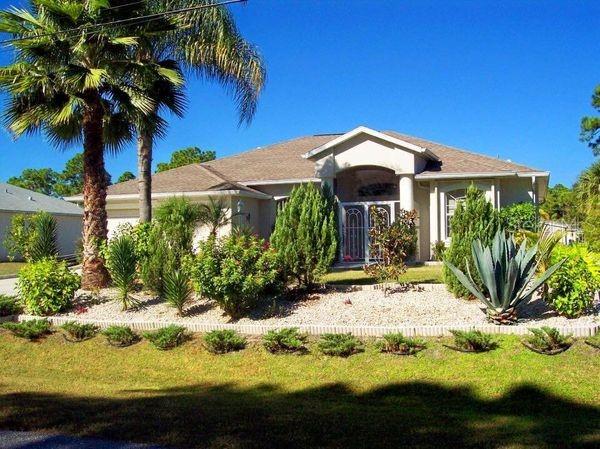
xmin=0 ymin=183 xmax=83 ymax=215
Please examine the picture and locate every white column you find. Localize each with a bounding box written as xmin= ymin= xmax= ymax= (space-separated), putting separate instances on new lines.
xmin=429 ymin=182 xmax=439 ymax=254
xmin=399 ymin=174 xmax=414 ymax=211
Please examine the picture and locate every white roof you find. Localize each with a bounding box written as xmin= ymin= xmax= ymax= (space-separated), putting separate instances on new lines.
xmin=0 ymin=182 xmax=83 ymax=216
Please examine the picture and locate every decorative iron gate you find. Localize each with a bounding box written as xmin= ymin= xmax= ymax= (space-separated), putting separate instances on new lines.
xmin=341 ymin=203 xmax=392 ymax=262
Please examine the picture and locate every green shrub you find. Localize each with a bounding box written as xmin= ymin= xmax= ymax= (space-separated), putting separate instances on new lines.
xmin=163 ymin=269 xmax=194 ymax=316
xmin=154 ymin=197 xmax=201 ymax=260
xmin=204 ymin=329 xmax=247 ymax=354
xmin=0 ymin=295 xmax=22 ymax=316
xmin=190 ymin=234 xmax=279 ymax=319
xmin=3 ymin=211 xmax=58 ymax=262
xmin=317 ymin=333 xmax=363 ymax=357
xmin=139 ymin=225 xmax=171 ymax=295
xmin=448 ymin=330 xmax=498 ymax=352
xmin=547 ymin=244 xmax=599 ymax=318
xmin=143 ymin=325 xmax=187 ymax=350
xmin=17 ymin=258 xmax=80 ymax=315
xmin=523 ymin=327 xmax=573 ymax=354
xmin=2 ymin=319 xmax=52 ymax=340
xmin=431 ymin=240 xmax=446 ymax=261
xmin=443 ymin=185 xmax=501 ymax=298
xmin=103 ymin=233 xmax=138 ymax=310
xmin=102 ymin=325 xmax=140 ymax=347
xmin=270 ymin=183 xmax=337 ymax=288
xmin=263 ymin=327 xmax=308 ymax=354
xmin=499 ymin=202 xmax=538 ymax=232
xmin=376 ymin=332 xmax=426 ymax=355
xmin=60 ymin=321 xmax=98 ymax=342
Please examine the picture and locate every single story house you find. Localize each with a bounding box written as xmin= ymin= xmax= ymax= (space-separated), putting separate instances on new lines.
xmin=0 ymin=182 xmax=83 ymax=261
xmin=68 ymin=126 xmax=549 ymax=263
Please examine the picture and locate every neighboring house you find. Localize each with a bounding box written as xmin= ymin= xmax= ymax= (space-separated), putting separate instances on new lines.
xmin=0 ymin=182 xmax=83 ymax=261
xmin=67 ymin=126 xmax=549 ymax=262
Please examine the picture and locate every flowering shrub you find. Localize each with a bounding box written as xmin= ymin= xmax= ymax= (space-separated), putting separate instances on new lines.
xmin=189 ymin=233 xmax=279 ymax=319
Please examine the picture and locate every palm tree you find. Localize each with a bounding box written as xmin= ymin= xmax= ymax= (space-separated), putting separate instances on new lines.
xmin=574 ymin=160 xmax=600 ymax=214
xmin=0 ymin=1 xmax=163 ymax=288
xmin=131 ymin=0 xmax=265 ymax=222
xmin=198 ymin=197 xmax=235 ymax=238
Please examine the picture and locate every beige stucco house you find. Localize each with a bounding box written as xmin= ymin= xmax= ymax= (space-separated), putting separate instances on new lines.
xmin=69 ymin=126 xmax=549 ymax=263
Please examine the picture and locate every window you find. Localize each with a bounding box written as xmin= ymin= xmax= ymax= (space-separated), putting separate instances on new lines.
xmin=445 ymin=189 xmax=466 ymax=238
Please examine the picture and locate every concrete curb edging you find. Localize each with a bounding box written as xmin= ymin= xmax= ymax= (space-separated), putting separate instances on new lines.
xmin=5 ymin=314 xmax=599 ymax=338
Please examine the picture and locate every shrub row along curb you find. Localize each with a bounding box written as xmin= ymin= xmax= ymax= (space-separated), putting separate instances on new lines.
xmin=5 ymin=314 xmax=599 ymax=338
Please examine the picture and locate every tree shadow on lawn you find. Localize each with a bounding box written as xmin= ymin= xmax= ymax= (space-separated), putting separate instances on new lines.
xmin=0 ymin=382 xmax=598 ymax=449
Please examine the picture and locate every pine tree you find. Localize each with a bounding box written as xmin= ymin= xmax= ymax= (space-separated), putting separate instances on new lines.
xmin=443 ymin=185 xmax=500 ymax=298
xmin=271 ymin=183 xmax=338 ymax=288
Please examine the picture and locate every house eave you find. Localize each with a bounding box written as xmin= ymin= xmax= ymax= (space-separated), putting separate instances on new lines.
xmin=414 ymin=171 xmax=550 ymax=180
xmin=66 ymin=189 xmax=272 ymax=203
xmin=240 ymin=178 xmax=321 ymax=186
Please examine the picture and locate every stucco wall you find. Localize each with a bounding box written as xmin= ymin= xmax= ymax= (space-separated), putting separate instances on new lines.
xmin=499 ymin=177 xmax=534 ymax=206
xmin=0 ymin=211 xmax=82 ymax=261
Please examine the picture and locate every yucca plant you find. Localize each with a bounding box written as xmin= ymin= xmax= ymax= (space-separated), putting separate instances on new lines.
xmin=445 ymin=230 xmax=565 ymax=324
xmin=104 ymin=235 xmax=138 ymax=311
xmin=163 ymin=269 xmax=194 ymax=316
xmin=523 ymin=327 xmax=573 ymax=355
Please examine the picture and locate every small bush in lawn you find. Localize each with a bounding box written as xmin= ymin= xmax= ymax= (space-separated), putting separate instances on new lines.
xmin=317 ymin=333 xmax=363 ymax=357
xmin=0 ymin=295 xmax=22 ymax=316
xmin=448 ymin=330 xmax=498 ymax=353
xmin=523 ymin=327 xmax=573 ymax=355
xmin=102 ymin=325 xmax=140 ymax=347
xmin=60 ymin=321 xmax=98 ymax=342
xmin=143 ymin=325 xmax=187 ymax=350
xmin=204 ymin=329 xmax=246 ymax=354
xmin=17 ymin=258 xmax=80 ymax=315
xmin=163 ymin=269 xmax=194 ymax=316
xmin=376 ymin=332 xmax=426 ymax=355
xmin=1 ymin=319 xmax=51 ymax=340
xmin=585 ymin=333 xmax=600 ymax=350
xmin=263 ymin=327 xmax=308 ymax=354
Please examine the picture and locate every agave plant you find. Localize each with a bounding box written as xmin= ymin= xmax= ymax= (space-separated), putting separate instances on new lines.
xmin=445 ymin=230 xmax=565 ymax=324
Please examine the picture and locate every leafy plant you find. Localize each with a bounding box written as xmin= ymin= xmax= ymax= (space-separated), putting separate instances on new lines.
xmin=431 ymin=240 xmax=446 ymax=261
xmin=262 ymin=327 xmax=308 ymax=354
xmin=143 ymin=325 xmax=188 ymax=350
xmin=103 ymin=233 xmax=138 ymax=310
xmin=4 ymin=211 xmax=58 ymax=262
xmin=60 ymin=321 xmax=98 ymax=342
xmin=270 ymin=183 xmax=337 ymax=288
xmin=585 ymin=333 xmax=600 ymax=350
xmin=17 ymin=259 xmax=80 ymax=316
xmin=447 ymin=330 xmax=498 ymax=352
xmin=190 ymin=234 xmax=279 ymax=319
xmin=198 ymin=197 xmax=235 ymax=238
xmin=154 ymin=197 xmax=201 ymax=259
xmin=102 ymin=325 xmax=140 ymax=348
xmin=0 ymin=295 xmax=22 ymax=316
xmin=317 ymin=333 xmax=363 ymax=357
xmin=163 ymin=269 xmax=194 ymax=316
xmin=1 ymin=319 xmax=52 ymax=340
xmin=547 ymin=244 xmax=600 ymax=318
xmin=376 ymin=332 xmax=426 ymax=355
xmin=443 ymin=185 xmax=501 ymax=298
xmin=445 ymin=230 xmax=564 ymax=324
xmin=139 ymin=224 xmax=172 ymax=295
xmin=499 ymin=202 xmax=538 ymax=232
xmin=204 ymin=329 xmax=247 ymax=354
xmin=523 ymin=327 xmax=573 ymax=355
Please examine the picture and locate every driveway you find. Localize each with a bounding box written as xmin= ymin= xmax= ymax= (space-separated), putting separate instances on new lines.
xmin=0 ymin=431 xmax=164 ymax=449
xmin=0 ymin=277 xmax=17 ymax=296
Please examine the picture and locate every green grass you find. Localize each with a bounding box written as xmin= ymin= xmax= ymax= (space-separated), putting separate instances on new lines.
xmin=0 ymin=262 xmax=26 ymax=277
xmin=322 ymin=264 xmax=443 ymax=285
xmin=0 ymin=332 xmax=598 ymax=448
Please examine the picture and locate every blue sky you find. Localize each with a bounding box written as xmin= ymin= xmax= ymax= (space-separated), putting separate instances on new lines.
xmin=0 ymin=0 xmax=598 ymax=187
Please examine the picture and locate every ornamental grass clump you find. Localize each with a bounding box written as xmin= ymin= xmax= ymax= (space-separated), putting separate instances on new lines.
xmin=204 ymin=329 xmax=246 ymax=354
xmin=60 ymin=321 xmax=98 ymax=342
xmin=0 ymin=295 xmax=22 ymax=316
xmin=445 ymin=230 xmax=564 ymax=324
xmin=522 ymin=327 xmax=573 ymax=355
xmin=376 ymin=332 xmax=426 ymax=355
xmin=317 ymin=333 xmax=363 ymax=357
xmin=1 ymin=319 xmax=52 ymax=340
xmin=447 ymin=330 xmax=498 ymax=353
xmin=262 ymin=327 xmax=308 ymax=354
xmin=163 ymin=269 xmax=194 ymax=316
xmin=102 ymin=325 xmax=140 ymax=348
xmin=143 ymin=325 xmax=188 ymax=350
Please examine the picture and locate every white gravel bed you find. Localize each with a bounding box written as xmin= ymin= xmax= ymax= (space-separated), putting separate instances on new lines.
xmin=58 ymin=285 xmax=600 ymax=330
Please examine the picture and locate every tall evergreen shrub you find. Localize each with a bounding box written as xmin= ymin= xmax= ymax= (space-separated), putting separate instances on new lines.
xmin=443 ymin=185 xmax=500 ymax=298
xmin=270 ymin=183 xmax=337 ymax=287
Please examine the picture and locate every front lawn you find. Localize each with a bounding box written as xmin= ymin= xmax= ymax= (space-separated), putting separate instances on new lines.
xmin=0 ymin=262 xmax=26 ymax=277
xmin=0 ymin=332 xmax=598 ymax=448
xmin=322 ymin=264 xmax=443 ymax=285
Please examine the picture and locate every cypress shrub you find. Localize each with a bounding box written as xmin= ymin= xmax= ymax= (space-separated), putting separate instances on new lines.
xmin=270 ymin=183 xmax=337 ymax=288
xmin=443 ymin=185 xmax=500 ymax=298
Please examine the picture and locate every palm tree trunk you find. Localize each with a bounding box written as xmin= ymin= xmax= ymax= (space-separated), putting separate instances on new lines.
xmin=81 ymin=92 xmax=110 ymax=289
xmin=137 ymin=128 xmax=153 ymax=222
